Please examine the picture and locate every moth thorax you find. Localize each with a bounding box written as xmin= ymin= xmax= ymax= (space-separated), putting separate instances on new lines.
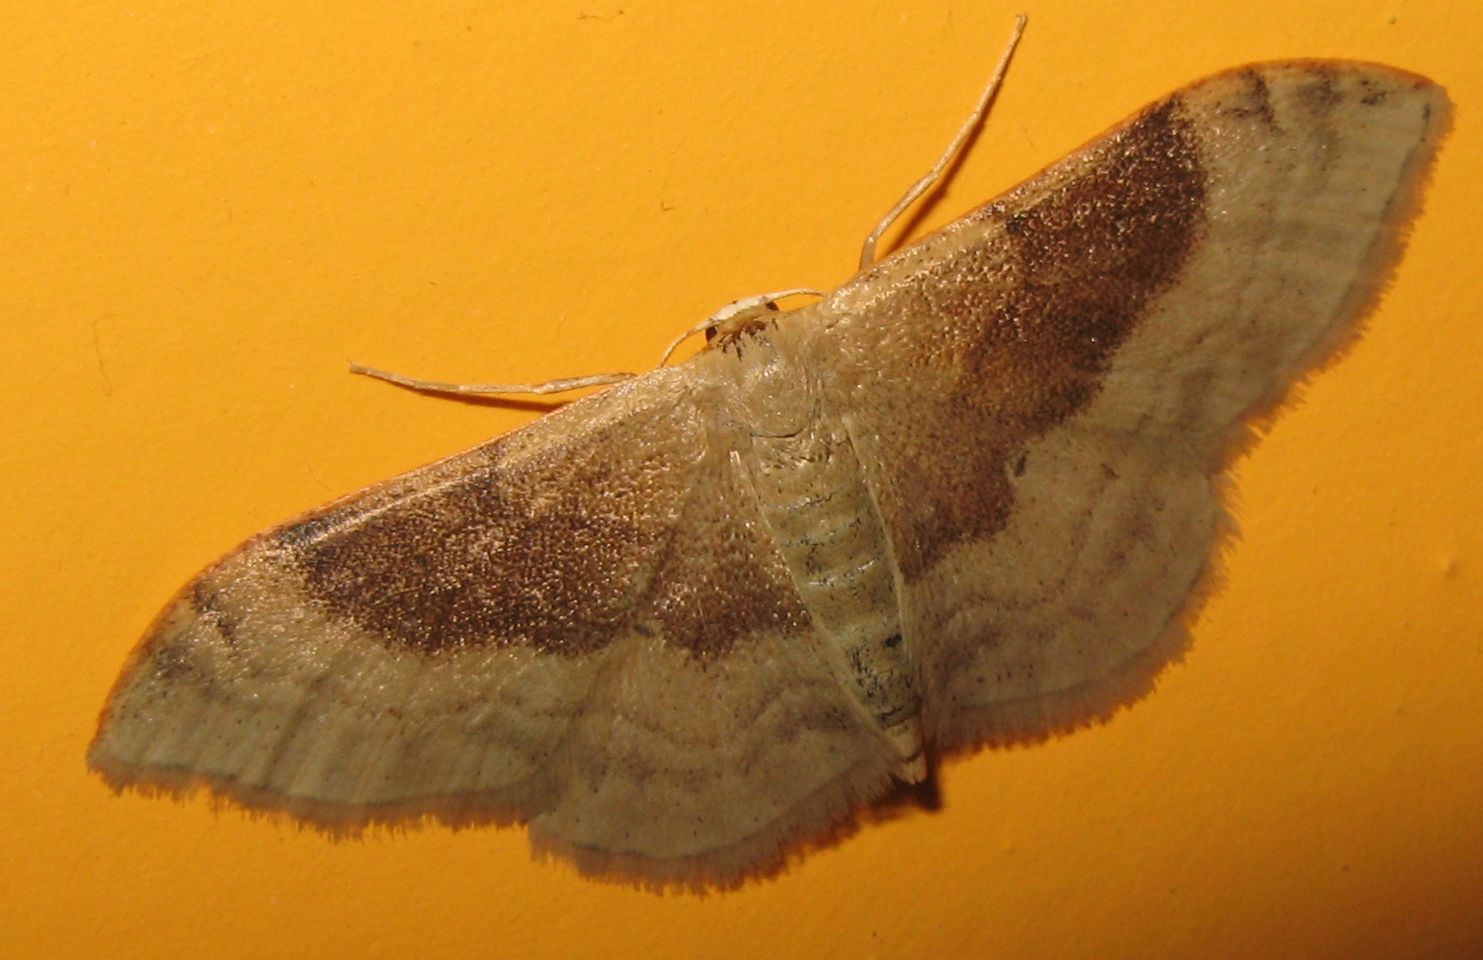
xmin=724 ymin=330 xmax=816 ymax=439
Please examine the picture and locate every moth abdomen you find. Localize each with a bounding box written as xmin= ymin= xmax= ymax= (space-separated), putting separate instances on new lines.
xmin=745 ymin=416 xmax=924 ymax=781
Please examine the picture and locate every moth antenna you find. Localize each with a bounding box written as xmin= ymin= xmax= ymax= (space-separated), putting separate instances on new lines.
xmin=858 ymin=13 xmax=1027 ymax=270
xmin=656 ymin=287 xmax=828 ymax=367
xmin=348 ymin=363 xmax=637 ymax=397
xmin=655 ymin=317 xmax=728 ymax=369
xmin=353 ymin=12 xmax=1024 ymax=403
xmin=351 ymin=286 xmax=827 ymax=398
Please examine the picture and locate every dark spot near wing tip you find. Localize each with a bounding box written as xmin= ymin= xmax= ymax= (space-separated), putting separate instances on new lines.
xmin=188 ymin=580 xmax=210 ymax=613
xmin=274 ymin=512 xmax=342 ymax=549
xmin=1297 ymin=66 xmax=1341 ymax=114
xmin=149 ymin=643 xmax=199 ymax=684
xmin=1359 ymin=79 xmax=1390 ymax=107
xmin=1012 ymin=453 xmax=1028 ymax=478
xmin=190 ymin=581 xmax=240 ymax=645
xmin=1226 ymin=69 xmax=1278 ymax=129
xmin=884 ymin=633 xmax=902 ymax=649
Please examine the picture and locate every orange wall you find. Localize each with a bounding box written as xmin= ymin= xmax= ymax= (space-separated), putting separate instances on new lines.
xmin=3 ymin=1 xmax=1479 ymax=957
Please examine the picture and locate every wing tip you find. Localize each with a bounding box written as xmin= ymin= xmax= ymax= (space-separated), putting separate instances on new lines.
xmin=1208 ymin=58 xmax=1451 ymax=472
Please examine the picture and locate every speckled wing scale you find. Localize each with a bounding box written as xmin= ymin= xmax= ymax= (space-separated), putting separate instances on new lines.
xmin=90 ymin=61 xmax=1448 ymax=887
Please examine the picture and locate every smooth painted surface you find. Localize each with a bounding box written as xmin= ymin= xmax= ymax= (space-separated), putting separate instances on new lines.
xmin=2 ymin=1 xmax=1479 ymax=957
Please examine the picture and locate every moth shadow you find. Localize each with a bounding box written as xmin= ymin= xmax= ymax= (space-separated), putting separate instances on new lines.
xmin=871 ymin=772 xmax=944 ymax=819
xmin=410 ymin=393 xmax=569 ymax=415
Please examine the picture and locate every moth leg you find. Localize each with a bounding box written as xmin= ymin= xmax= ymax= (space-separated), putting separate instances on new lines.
xmin=857 ymin=13 xmax=1027 ymax=269
xmin=347 ymin=363 xmax=636 ymax=397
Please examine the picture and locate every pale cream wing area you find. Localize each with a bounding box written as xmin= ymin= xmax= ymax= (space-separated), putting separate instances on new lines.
xmin=90 ymin=367 xmax=895 ymax=885
xmin=816 ymin=62 xmax=1448 ymax=751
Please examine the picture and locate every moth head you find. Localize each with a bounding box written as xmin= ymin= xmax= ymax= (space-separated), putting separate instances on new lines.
xmin=705 ymin=298 xmax=781 ymax=354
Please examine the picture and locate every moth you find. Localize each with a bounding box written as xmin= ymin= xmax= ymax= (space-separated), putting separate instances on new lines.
xmin=90 ymin=41 xmax=1448 ymax=889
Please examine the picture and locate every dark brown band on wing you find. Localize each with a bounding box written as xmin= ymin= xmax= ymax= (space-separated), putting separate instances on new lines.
xmin=638 ymin=452 xmax=812 ymax=660
xmin=837 ymin=98 xmax=1207 ymax=579
xmin=283 ymin=404 xmax=697 ymax=657
xmin=984 ymin=99 xmax=1206 ymax=417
